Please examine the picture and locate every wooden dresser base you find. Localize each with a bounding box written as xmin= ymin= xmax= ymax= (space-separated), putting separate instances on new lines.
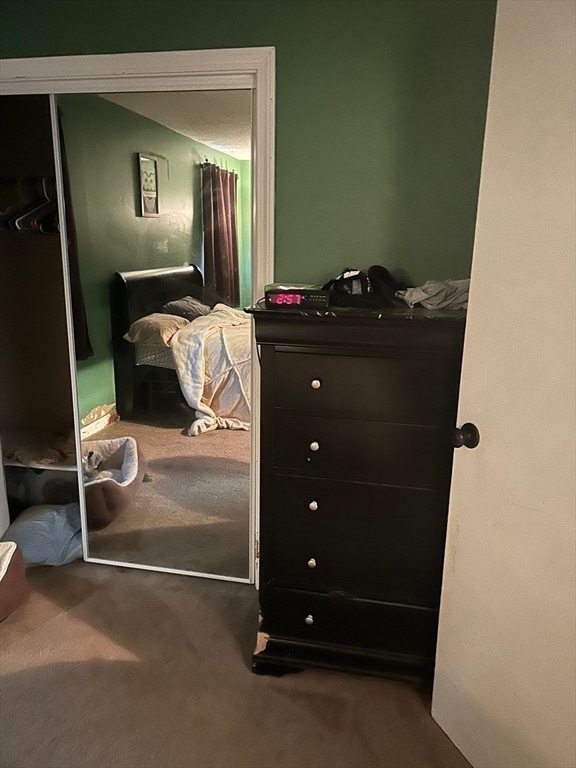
xmin=253 ymin=636 xmax=433 ymax=681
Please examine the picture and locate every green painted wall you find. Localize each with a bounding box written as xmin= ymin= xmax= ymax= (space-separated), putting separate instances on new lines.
xmin=58 ymin=94 xmax=251 ymax=420
xmin=0 ymin=0 xmax=496 ymax=288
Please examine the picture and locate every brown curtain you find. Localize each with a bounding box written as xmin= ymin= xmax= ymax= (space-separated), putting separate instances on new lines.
xmin=201 ymin=162 xmax=240 ymax=307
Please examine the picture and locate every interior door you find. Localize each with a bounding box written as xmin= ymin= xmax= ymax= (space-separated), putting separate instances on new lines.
xmin=432 ymin=2 xmax=575 ymax=767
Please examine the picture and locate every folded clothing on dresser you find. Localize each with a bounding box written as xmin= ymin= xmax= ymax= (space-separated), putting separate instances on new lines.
xmin=396 ymin=279 xmax=470 ymax=310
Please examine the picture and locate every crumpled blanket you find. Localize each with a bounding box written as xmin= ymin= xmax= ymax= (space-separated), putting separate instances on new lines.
xmin=396 ymin=279 xmax=469 ymax=310
xmin=169 ymin=304 xmax=251 ymax=436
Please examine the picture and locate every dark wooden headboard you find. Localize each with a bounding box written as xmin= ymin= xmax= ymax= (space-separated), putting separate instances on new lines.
xmin=110 ymin=264 xmax=204 ymax=419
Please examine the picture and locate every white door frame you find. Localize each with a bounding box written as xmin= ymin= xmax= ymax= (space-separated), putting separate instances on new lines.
xmin=0 ymin=48 xmax=275 ymax=584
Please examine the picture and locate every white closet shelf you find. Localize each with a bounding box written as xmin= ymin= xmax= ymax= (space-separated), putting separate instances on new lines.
xmin=1 ymin=429 xmax=77 ymax=473
xmin=2 ymin=457 xmax=78 ymax=472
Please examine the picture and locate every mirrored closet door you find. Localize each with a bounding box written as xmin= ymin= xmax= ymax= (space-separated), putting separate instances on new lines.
xmin=57 ymin=89 xmax=254 ymax=581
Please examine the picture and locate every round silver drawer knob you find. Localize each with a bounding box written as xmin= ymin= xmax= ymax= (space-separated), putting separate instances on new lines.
xmin=307 ymin=558 xmax=317 ymax=569
xmin=308 ymin=500 xmax=319 ymax=511
xmin=310 ymin=379 xmax=321 ymax=390
xmin=305 ymin=615 xmax=314 ymax=626
xmin=309 ymin=441 xmax=320 ymax=452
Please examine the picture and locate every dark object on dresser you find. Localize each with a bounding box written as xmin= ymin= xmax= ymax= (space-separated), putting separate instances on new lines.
xmin=248 ymin=305 xmax=466 ymax=681
xmin=322 ymin=267 xmax=386 ymax=308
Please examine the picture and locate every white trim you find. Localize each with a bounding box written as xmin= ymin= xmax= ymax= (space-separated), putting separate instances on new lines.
xmin=0 ymin=48 xmax=270 ymax=93
xmin=48 ymin=94 xmax=91 ymax=561
xmin=80 ymin=410 xmax=117 ymax=440
xmin=1 ymin=48 xmax=275 ymax=585
xmin=85 ymin=556 xmax=251 ymax=584
xmin=249 ymin=51 xmax=275 ymax=587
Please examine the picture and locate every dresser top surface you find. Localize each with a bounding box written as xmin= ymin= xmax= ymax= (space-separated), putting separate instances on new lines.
xmin=245 ymin=303 xmax=466 ymax=323
xmin=246 ymin=303 xmax=466 ymax=350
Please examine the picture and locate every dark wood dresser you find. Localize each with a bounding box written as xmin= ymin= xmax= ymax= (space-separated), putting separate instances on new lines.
xmin=248 ymin=306 xmax=466 ymax=680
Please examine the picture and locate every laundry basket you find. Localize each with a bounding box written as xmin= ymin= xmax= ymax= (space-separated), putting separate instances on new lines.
xmin=0 ymin=541 xmax=31 ymax=620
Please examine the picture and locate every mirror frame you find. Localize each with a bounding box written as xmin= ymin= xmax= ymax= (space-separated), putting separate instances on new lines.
xmin=0 ymin=47 xmax=275 ymax=585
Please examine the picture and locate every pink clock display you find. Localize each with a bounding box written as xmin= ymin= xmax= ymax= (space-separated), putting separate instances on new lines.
xmin=268 ymin=292 xmax=302 ymax=305
xmin=264 ymin=285 xmax=330 ymax=309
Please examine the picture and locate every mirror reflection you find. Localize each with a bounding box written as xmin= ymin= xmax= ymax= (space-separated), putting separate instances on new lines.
xmin=57 ymin=90 xmax=253 ymax=579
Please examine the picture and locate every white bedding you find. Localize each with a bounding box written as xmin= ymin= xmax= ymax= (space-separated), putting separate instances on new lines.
xmin=169 ymin=304 xmax=251 ymax=436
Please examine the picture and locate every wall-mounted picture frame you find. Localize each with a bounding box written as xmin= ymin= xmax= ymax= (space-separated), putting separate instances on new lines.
xmin=138 ymin=153 xmax=159 ymax=217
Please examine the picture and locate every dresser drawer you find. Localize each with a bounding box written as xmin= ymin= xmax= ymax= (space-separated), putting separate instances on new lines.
xmin=260 ymin=587 xmax=438 ymax=659
xmin=274 ymin=350 xmax=459 ymax=425
xmin=272 ymin=415 xmax=453 ymax=487
xmin=266 ymin=475 xmax=447 ymax=607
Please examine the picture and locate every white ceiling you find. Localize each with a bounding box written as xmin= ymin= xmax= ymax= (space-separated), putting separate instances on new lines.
xmin=101 ymin=90 xmax=253 ymax=161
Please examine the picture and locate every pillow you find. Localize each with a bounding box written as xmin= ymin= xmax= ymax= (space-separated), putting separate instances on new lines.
xmin=4 ymin=503 xmax=83 ymax=567
xmin=123 ymin=313 xmax=189 ymax=347
xmin=162 ymin=295 xmax=211 ymax=321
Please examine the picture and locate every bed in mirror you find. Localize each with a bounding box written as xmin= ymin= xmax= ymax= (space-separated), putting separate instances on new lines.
xmin=57 ymin=90 xmax=253 ymax=581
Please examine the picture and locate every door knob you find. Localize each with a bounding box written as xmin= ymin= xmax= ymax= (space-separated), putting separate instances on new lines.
xmin=454 ymin=422 xmax=480 ymax=449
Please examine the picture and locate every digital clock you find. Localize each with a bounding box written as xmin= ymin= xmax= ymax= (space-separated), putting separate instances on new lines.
xmin=264 ymin=283 xmax=330 ymax=309
xmin=268 ymin=292 xmax=302 ymax=305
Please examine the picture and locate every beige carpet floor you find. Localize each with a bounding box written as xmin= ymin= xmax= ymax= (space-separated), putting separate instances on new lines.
xmin=0 ymin=562 xmax=470 ymax=768
xmin=86 ymin=407 xmax=250 ymax=579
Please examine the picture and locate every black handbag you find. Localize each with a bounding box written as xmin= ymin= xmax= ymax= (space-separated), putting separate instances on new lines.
xmin=322 ymin=266 xmax=406 ymax=307
xmin=322 ymin=268 xmax=376 ymax=307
